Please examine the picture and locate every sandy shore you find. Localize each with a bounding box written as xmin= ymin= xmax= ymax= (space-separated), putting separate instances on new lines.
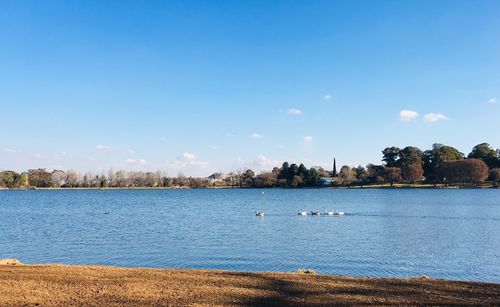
xmin=0 ymin=263 xmax=498 ymax=306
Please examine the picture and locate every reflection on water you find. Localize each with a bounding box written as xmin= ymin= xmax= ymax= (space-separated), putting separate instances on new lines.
xmin=0 ymin=189 xmax=499 ymax=282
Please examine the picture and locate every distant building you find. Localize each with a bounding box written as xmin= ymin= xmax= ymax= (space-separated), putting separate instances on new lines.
xmin=318 ymin=177 xmax=335 ymax=186
xmin=207 ymin=172 xmax=227 ymax=183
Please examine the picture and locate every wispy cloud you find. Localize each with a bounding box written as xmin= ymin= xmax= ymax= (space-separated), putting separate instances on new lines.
xmin=34 ymin=153 xmax=49 ymax=159
xmin=488 ymin=97 xmax=497 ymax=104
xmin=126 ymin=158 xmax=147 ymax=165
xmin=287 ymin=108 xmax=303 ymax=115
xmin=163 ymin=152 xmax=211 ymax=175
xmin=303 ymin=136 xmax=313 ymax=143
xmin=399 ymin=110 xmax=419 ymax=122
xmin=249 ymin=133 xmax=264 ymax=139
xmin=3 ymin=148 xmax=18 ymax=153
xmin=254 ymin=155 xmax=280 ymax=169
xmin=96 ymin=144 xmax=112 ymax=152
xmin=424 ymin=113 xmax=448 ymax=122
xmin=225 ymin=133 xmax=235 ymax=137
xmin=323 ymin=94 xmax=332 ymax=101
xmin=127 ymin=149 xmax=135 ymax=154
xmin=182 ymin=152 xmax=196 ymax=161
xmin=236 ymin=155 xmax=281 ymax=172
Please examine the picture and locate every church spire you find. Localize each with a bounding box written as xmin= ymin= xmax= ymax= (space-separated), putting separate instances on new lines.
xmin=332 ymin=158 xmax=337 ymax=177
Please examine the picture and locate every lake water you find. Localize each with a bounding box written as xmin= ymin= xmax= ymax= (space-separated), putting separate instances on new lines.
xmin=0 ymin=189 xmax=499 ymax=282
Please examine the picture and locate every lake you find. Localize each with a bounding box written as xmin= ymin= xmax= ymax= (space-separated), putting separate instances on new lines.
xmin=0 ymin=189 xmax=499 ymax=282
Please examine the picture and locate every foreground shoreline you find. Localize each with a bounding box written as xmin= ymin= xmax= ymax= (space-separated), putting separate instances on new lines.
xmin=0 ymin=263 xmax=498 ymax=305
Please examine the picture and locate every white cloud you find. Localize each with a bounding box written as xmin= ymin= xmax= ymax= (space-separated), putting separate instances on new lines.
xmin=96 ymin=144 xmax=112 ymax=151
xmin=163 ymin=152 xmax=211 ymax=175
xmin=274 ymin=144 xmax=284 ymax=149
xmin=254 ymin=155 xmax=281 ymax=169
xmin=249 ymin=133 xmax=264 ymax=139
xmin=323 ymin=94 xmax=332 ymax=101
xmin=488 ymin=97 xmax=497 ymax=104
xmin=399 ymin=110 xmax=419 ymax=122
xmin=225 ymin=133 xmax=235 ymax=137
xmin=236 ymin=155 xmax=281 ymax=172
xmin=182 ymin=152 xmax=196 ymax=161
xmin=126 ymin=158 xmax=147 ymax=165
xmin=127 ymin=149 xmax=135 ymax=154
xmin=287 ymin=108 xmax=303 ymax=115
xmin=3 ymin=148 xmax=17 ymax=153
xmin=424 ymin=113 xmax=449 ymax=122
xmin=303 ymin=136 xmax=313 ymax=143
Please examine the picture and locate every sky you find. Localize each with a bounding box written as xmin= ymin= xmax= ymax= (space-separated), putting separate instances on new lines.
xmin=1 ymin=0 xmax=499 ymax=176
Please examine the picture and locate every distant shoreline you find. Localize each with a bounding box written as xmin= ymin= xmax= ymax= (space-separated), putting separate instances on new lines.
xmin=0 ymin=184 xmax=498 ymax=191
xmin=0 ymin=262 xmax=498 ymax=305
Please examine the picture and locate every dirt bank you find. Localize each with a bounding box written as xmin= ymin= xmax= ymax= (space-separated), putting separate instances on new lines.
xmin=0 ymin=264 xmax=498 ymax=306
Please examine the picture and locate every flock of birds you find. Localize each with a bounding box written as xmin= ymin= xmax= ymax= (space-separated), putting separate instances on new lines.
xmin=255 ymin=210 xmax=345 ymax=217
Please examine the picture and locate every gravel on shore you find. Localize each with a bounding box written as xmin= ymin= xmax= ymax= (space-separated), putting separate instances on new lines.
xmin=0 ymin=263 xmax=499 ymax=306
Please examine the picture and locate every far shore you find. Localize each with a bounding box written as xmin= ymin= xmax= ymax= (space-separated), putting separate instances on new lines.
xmin=1 ymin=183 xmax=498 ymax=191
xmin=0 ymin=261 xmax=498 ymax=305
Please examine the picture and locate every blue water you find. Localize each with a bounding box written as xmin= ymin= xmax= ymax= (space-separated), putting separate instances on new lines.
xmin=0 ymin=189 xmax=499 ymax=282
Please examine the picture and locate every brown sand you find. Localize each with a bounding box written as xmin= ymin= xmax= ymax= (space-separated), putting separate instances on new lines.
xmin=0 ymin=264 xmax=498 ymax=306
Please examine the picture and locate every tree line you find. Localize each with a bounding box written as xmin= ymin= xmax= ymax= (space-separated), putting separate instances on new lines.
xmin=1 ymin=143 xmax=500 ymax=189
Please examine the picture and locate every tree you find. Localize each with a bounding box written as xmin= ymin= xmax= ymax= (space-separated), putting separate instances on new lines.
xmin=278 ymin=162 xmax=290 ymax=184
xmin=241 ymin=169 xmax=255 ymax=187
xmin=382 ymin=147 xmax=401 ymax=167
xmin=288 ymin=164 xmax=299 ymax=181
xmin=439 ymin=159 xmax=489 ymax=185
xmin=338 ymin=165 xmax=356 ymax=187
xmin=312 ymin=166 xmax=330 ymax=177
xmin=355 ymin=165 xmax=368 ymax=187
xmin=66 ymin=170 xmax=79 ymax=187
xmin=307 ymin=168 xmax=319 ymax=186
xmin=0 ymin=171 xmax=24 ymax=188
xmin=489 ymin=168 xmax=500 ymax=186
xmin=255 ymin=172 xmax=277 ymax=187
xmin=383 ymin=167 xmax=402 ymax=187
xmin=290 ymin=175 xmax=302 ymax=187
xmin=51 ymin=170 xmax=66 ymax=187
xmin=162 ymin=176 xmax=173 ymax=187
xmin=423 ymin=144 xmax=464 ymax=183
xmin=18 ymin=173 xmax=29 ymax=188
xmin=297 ymin=163 xmax=308 ymax=182
xmin=366 ymin=164 xmax=385 ymax=185
xmin=402 ymin=164 xmax=423 ymax=183
xmin=399 ymin=146 xmax=423 ymax=182
xmin=468 ymin=143 xmax=498 ymax=169
xmin=27 ymin=169 xmax=52 ymax=187
xmin=399 ymin=146 xmax=423 ymax=166
xmin=97 ymin=174 xmax=108 ymax=188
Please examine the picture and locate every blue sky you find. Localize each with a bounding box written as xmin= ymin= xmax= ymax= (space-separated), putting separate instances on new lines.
xmin=1 ymin=0 xmax=499 ymax=176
